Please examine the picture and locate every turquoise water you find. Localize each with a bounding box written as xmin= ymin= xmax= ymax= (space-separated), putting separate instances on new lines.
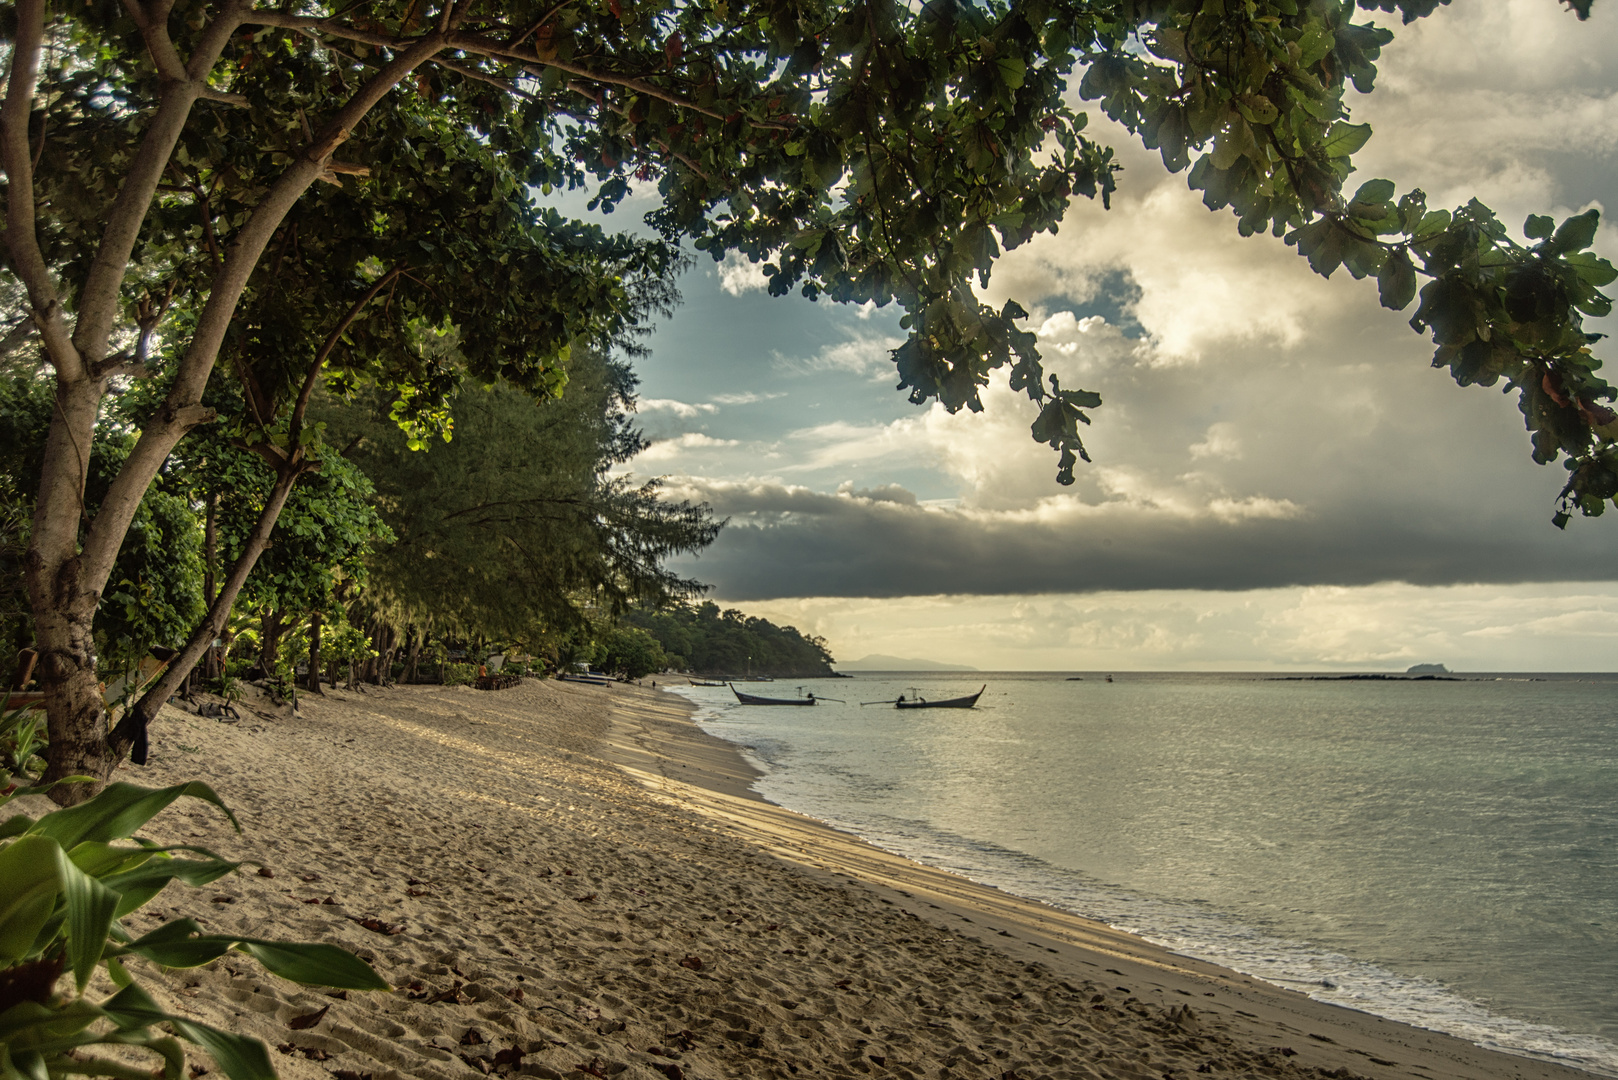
xmin=671 ymin=673 xmax=1618 ymax=1076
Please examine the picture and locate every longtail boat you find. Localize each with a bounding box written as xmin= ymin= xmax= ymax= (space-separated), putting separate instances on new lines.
xmin=730 ymin=684 xmax=817 ymax=705
xmin=894 ymin=685 xmax=985 ymax=710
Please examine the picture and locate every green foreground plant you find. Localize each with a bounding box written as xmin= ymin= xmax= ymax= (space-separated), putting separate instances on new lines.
xmin=0 ymin=781 xmax=389 ymax=1080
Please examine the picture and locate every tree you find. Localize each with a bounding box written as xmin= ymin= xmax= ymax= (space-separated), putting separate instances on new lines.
xmin=6 ymin=0 xmax=1614 ymax=798
xmin=324 ymin=346 xmax=720 ymax=640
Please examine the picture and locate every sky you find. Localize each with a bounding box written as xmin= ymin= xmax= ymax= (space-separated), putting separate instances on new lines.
xmin=598 ymin=1 xmax=1618 ymax=671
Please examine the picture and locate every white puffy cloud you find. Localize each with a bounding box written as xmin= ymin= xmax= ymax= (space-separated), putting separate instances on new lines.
xmin=715 ymin=251 xmax=770 ymax=295
xmin=634 ymin=432 xmax=741 ymax=463
xmin=639 ymin=398 xmax=720 ymax=418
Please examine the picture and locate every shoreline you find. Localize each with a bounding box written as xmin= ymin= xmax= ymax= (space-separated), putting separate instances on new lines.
xmin=17 ymin=678 xmax=1597 ymax=1080
xmin=603 ymin=683 xmax=1600 ymax=1080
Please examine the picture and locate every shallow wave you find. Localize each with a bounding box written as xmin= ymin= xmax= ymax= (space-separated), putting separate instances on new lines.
xmin=673 ymin=687 xmax=1618 ymax=1078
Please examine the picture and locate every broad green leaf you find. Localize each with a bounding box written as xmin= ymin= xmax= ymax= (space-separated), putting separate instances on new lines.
xmin=1321 ymin=122 xmax=1372 ymax=159
xmin=29 ymin=782 xmax=240 ymax=849
xmin=234 ymin=940 xmax=391 ymax=990
xmin=1351 ymin=178 xmax=1396 ymax=206
xmin=1549 ymin=209 xmax=1600 ymax=254
xmin=0 ymin=836 xmax=65 ymax=963
xmin=1524 ymin=214 xmax=1555 ymax=240
xmin=59 ymin=845 xmax=119 ymax=991
xmin=1378 ymin=248 xmax=1418 ymax=310
xmin=995 ymin=57 xmax=1025 ymax=89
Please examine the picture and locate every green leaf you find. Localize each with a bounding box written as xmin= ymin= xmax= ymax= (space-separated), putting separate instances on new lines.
xmin=1524 ymin=214 xmax=1555 ymax=240
xmin=1549 ymin=209 xmax=1599 ymax=254
xmin=995 ymin=57 xmax=1025 ymax=89
xmin=1351 ymin=178 xmax=1396 ymax=206
xmin=1378 ymin=248 xmax=1418 ymax=310
xmin=29 ymin=783 xmax=240 ymax=849
xmin=0 ymin=836 xmax=65 ymax=964
xmin=233 ymin=941 xmax=391 ymax=990
xmin=59 ymin=845 xmax=119 ymax=991
xmin=1321 ymin=122 xmax=1372 ymax=159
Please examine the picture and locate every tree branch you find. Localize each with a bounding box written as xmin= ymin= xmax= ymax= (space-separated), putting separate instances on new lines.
xmin=1 ymin=0 xmax=84 ymax=381
xmin=289 ymin=264 xmax=408 ymax=442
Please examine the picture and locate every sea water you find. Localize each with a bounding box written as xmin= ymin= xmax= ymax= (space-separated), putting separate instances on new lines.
xmin=669 ymin=673 xmax=1618 ymax=1076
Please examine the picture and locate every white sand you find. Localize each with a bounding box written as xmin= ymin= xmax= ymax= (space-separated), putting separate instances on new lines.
xmin=19 ymin=680 xmax=1595 ymax=1080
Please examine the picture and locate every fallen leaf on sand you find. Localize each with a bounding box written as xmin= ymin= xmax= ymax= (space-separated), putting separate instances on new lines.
xmin=277 ymin=1044 xmax=331 ymax=1061
xmin=573 ymin=1058 xmax=608 ymax=1078
xmin=301 ymin=873 xmax=321 ymax=883
xmin=210 ymin=896 xmax=235 ymax=904
xmin=492 ymin=1048 xmax=526 ymax=1067
xmin=256 ymin=867 xmax=275 ymax=879
xmin=405 ymin=887 xmax=430 ymax=897
xmin=650 ymin=1065 xmax=684 ymax=1080
xmin=287 ymin=1005 xmax=330 ymax=1031
xmin=321 ymin=896 xmax=338 ymax=906
xmin=665 ymin=1030 xmax=697 ymax=1051
xmin=426 ymin=983 xmax=468 ymax=1005
xmin=348 ymin=916 xmax=405 ymax=936
xmin=504 ymin=987 xmax=526 ymax=1004
xmin=460 ymin=1029 xmax=486 ymax=1046
xmin=326 ymin=990 xmax=349 ymax=1001
xmin=573 ymin=893 xmax=597 ymax=903
xmin=678 ymin=955 xmax=703 ymax=971
xmin=573 ymin=1005 xmax=601 ymax=1022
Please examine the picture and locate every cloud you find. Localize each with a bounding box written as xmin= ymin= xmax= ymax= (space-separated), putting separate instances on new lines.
xmin=776 ymin=331 xmax=905 ymax=378
xmin=711 ymin=391 xmax=787 ymax=406
xmin=639 ymin=398 xmax=720 ymax=418
xmin=634 ymin=433 xmax=741 ymax=463
xmin=716 ymin=252 xmax=769 ymax=295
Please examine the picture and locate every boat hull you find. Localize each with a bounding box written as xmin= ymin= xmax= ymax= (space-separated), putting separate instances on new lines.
xmin=894 ymin=685 xmax=985 ymax=710
xmin=731 ymin=685 xmax=816 ymax=705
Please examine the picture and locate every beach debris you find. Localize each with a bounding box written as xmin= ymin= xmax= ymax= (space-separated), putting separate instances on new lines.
xmin=327 ymin=990 xmax=349 ymax=1001
xmin=406 ymin=887 xmax=431 ymax=897
xmin=302 ymin=873 xmax=322 ymax=882
xmin=349 ymin=916 xmax=406 ymax=936
xmin=504 ymin=986 xmax=526 ymax=1004
xmin=257 ymin=867 xmax=275 ymax=879
xmin=663 ymin=1030 xmax=697 ymax=1051
xmin=573 ymin=892 xmax=598 ymax=903
xmin=649 ymin=1064 xmax=684 ymax=1080
xmin=573 ymin=1057 xmax=609 ymax=1078
xmin=678 ymin=955 xmax=704 ymax=971
xmin=277 ymin=1044 xmax=332 ymax=1061
xmin=210 ymin=895 xmax=235 ymax=904
xmin=408 ymin=876 xmax=431 ymax=885
xmin=573 ymin=1004 xmax=601 ymax=1023
xmin=460 ymin=1028 xmax=486 ymax=1046
xmin=424 ymin=982 xmax=468 ymax=1005
xmin=287 ymin=1004 xmax=330 ymax=1030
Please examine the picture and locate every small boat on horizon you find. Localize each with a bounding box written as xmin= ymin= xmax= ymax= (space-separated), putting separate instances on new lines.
xmin=893 ymin=685 xmax=985 ymax=710
xmin=731 ymin=684 xmax=819 ymax=705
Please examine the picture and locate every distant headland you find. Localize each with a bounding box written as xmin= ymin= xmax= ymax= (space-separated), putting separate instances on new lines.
xmin=837 ymin=654 xmax=980 ymax=671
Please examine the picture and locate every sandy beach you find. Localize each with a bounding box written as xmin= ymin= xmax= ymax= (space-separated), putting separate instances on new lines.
xmin=17 ymin=680 xmax=1596 ymax=1080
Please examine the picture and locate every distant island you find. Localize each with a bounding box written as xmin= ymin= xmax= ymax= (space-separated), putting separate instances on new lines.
xmin=837 ymin=654 xmax=980 ymax=671
xmin=1407 ymin=663 xmax=1450 ymax=674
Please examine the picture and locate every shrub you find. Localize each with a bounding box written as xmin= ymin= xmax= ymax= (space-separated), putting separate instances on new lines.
xmin=440 ymin=662 xmax=477 ymax=686
xmin=0 ymin=780 xmax=388 ymax=1079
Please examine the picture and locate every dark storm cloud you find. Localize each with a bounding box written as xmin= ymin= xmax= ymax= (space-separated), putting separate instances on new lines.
xmin=671 ymin=482 xmax=1618 ymax=600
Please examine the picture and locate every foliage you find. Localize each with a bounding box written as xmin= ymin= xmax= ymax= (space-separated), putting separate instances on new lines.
xmin=0 ymin=697 xmax=47 ymax=782
xmin=325 ymin=349 xmax=720 ymax=639
xmin=0 ymin=475 xmax=30 ymax=664
xmin=0 ymin=376 xmax=206 ymax=670
xmin=440 ymin=663 xmax=477 ymax=687
xmin=595 ymin=626 xmax=669 ymax=681
xmin=628 ymin=602 xmax=836 ymax=677
xmin=0 ymin=781 xmax=388 ymax=1080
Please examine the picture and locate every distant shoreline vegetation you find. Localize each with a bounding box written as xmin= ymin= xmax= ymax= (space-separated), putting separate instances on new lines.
xmin=627 ymin=602 xmax=835 ymax=678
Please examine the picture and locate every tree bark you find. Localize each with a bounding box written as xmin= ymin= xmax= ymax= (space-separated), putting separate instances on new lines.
xmin=259 ymin=609 xmax=284 ymax=675
xmin=306 ymin=611 xmax=324 ymax=695
xmin=202 ymin=491 xmax=218 ymax=679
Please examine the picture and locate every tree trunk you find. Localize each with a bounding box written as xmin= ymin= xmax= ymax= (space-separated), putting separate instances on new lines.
xmin=202 ymin=491 xmax=218 ymax=679
xmin=306 ymin=611 xmax=324 ymax=695
xmin=259 ymin=608 xmax=284 ymax=675
xmin=114 ymin=462 xmax=305 ymax=765
xmin=404 ymin=628 xmax=420 ymax=685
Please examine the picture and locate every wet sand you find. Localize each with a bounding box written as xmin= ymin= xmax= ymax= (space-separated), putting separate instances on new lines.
xmin=17 ymin=679 xmax=1594 ymax=1080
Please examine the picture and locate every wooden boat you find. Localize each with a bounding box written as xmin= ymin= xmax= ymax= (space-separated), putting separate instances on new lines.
xmin=894 ymin=685 xmax=985 ymax=710
xmin=687 ymin=678 xmax=727 ymax=687
xmin=731 ymin=684 xmax=817 ymax=706
xmin=558 ymin=673 xmax=614 ymax=686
